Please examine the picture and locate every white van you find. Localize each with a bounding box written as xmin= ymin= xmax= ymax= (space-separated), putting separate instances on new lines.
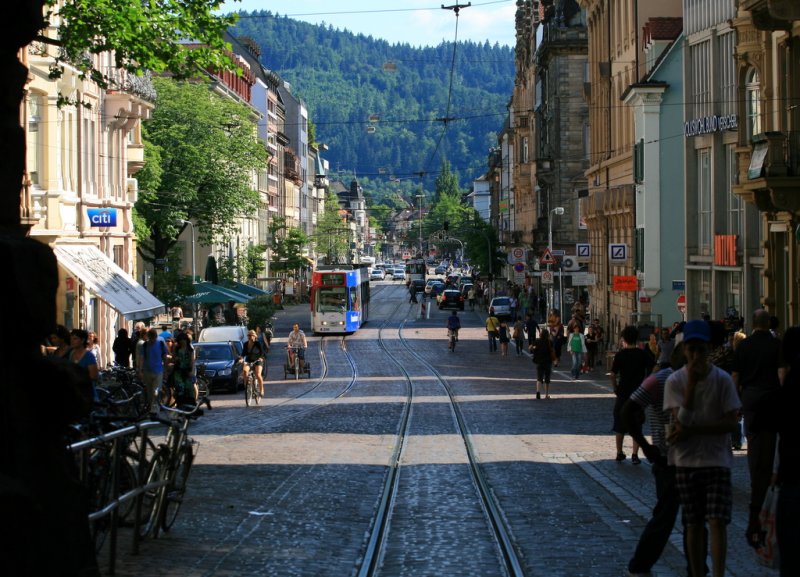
xmin=198 ymin=326 xmax=248 ymax=354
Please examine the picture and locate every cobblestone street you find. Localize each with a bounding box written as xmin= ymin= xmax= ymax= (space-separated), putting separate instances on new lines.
xmin=105 ymin=294 xmax=780 ymax=577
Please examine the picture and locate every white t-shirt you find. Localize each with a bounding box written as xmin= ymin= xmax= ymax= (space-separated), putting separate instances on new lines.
xmin=663 ymin=365 xmax=741 ymax=468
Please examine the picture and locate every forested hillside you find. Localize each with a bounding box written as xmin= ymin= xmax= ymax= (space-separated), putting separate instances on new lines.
xmin=231 ymin=11 xmax=514 ymax=191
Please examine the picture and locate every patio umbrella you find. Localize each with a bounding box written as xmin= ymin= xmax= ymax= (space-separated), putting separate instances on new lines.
xmin=184 ymin=281 xmax=252 ymax=304
xmin=204 ymin=255 xmax=219 ymax=285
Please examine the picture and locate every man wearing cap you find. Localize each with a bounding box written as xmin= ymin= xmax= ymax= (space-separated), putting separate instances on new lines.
xmin=664 ymin=320 xmax=741 ymax=577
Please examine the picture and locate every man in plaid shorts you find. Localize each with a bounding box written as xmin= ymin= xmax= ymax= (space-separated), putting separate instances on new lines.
xmin=664 ymin=320 xmax=741 ymax=577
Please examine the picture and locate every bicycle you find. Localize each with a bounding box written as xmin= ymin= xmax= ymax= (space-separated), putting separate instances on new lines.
xmin=284 ymin=346 xmax=310 ymax=379
xmin=243 ymin=361 xmax=261 ymax=406
xmin=139 ymin=402 xmax=200 ymax=538
xmin=448 ymin=329 xmax=458 ymax=352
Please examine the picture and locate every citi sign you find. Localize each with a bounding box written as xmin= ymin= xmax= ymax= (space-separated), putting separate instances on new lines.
xmin=87 ymin=208 xmax=117 ymax=227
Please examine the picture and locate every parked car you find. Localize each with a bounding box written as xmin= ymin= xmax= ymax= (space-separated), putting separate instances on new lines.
xmin=459 ymin=283 xmax=474 ymax=298
xmin=198 ymin=325 xmax=247 ymax=355
xmin=489 ymin=296 xmax=512 ymax=320
xmin=439 ymin=289 xmax=465 ymax=310
xmin=194 ymin=341 xmax=242 ymax=393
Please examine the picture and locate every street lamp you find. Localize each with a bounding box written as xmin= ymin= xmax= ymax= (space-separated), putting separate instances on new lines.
xmin=547 ymin=207 xmax=564 ymax=313
xmin=415 ymin=193 xmax=424 ymax=257
xmin=176 ymin=219 xmax=197 ymax=335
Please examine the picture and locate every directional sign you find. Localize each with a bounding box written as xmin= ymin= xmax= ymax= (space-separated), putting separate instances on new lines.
xmin=609 ymin=244 xmax=628 ymax=262
xmin=576 ymin=243 xmax=591 ymax=261
xmin=540 ymin=248 xmax=556 ymax=266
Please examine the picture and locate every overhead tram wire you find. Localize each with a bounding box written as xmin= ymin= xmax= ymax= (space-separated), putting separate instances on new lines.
xmin=418 ymin=2 xmax=470 ymax=181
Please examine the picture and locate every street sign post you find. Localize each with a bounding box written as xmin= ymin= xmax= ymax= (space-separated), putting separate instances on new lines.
xmin=677 ymin=294 xmax=687 ymax=317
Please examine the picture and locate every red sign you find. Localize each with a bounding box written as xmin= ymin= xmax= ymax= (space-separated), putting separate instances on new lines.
xmin=612 ymin=275 xmax=637 ymax=291
xmin=677 ymin=294 xmax=687 ymax=314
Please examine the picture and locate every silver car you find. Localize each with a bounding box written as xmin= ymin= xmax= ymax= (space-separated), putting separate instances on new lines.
xmin=489 ymin=296 xmax=512 ymax=320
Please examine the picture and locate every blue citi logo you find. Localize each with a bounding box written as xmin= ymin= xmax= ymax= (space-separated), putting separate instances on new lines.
xmin=87 ymin=208 xmax=117 ymax=227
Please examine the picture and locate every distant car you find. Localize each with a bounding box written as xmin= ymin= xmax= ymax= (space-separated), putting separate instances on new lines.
xmin=424 ymin=279 xmax=444 ymax=294
xmin=434 ymin=265 xmax=447 ymax=275
xmin=393 ymin=266 xmax=406 ymax=281
xmin=194 ymin=341 xmax=242 ymax=393
xmin=410 ymin=279 xmax=426 ymax=294
xmin=489 ymin=296 xmax=512 ymax=320
xmin=459 ymin=283 xmax=474 ymax=298
xmin=370 ymin=268 xmax=385 ymax=281
xmin=439 ymin=289 xmax=465 ymax=311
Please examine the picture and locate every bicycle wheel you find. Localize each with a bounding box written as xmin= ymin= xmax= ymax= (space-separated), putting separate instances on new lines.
xmin=244 ymin=372 xmax=252 ymax=406
xmin=294 ymin=355 xmax=299 ymax=380
xmin=138 ymin=449 xmax=168 ymax=539
xmin=161 ymin=443 xmax=194 ymax=531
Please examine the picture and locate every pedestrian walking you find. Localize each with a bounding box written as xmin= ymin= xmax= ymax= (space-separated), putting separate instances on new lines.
xmin=531 ymin=331 xmax=555 ymax=399
xmin=621 ymin=343 xmax=705 ymax=577
xmin=498 ymin=320 xmax=510 ymax=356
xmin=664 ymin=319 xmax=741 ymax=577
xmin=731 ymin=309 xmax=782 ymax=550
xmin=656 ymin=327 xmax=675 ymax=370
xmin=467 ymin=286 xmax=476 ymax=311
xmin=610 ymin=325 xmax=655 ymax=463
xmin=512 ymin=317 xmax=525 ymax=356
xmin=524 ymin=312 xmax=538 ymax=349
xmin=567 ymin=324 xmax=587 ymax=380
xmin=485 ymin=308 xmax=500 ymax=352
xmin=548 ymin=311 xmax=565 ymax=367
xmin=776 ymin=326 xmax=800 ymax=577
xmin=112 ymin=328 xmax=134 ymax=367
xmin=137 ymin=328 xmax=168 ymax=415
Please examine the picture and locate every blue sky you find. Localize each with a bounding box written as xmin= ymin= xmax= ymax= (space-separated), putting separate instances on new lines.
xmin=221 ymin=0 xmax=517 ymax=47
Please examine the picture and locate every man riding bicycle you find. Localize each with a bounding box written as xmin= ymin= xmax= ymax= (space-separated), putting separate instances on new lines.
xmin=287 ymin=323 xmax=308 ymax=373
xmin=242 ymin=330 xmax=266 ymax=396
xmin=446 ymin=310 xmax=461 ymax=345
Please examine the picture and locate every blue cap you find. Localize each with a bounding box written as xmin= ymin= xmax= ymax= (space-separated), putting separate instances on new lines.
xmin=682 ymin=320 xmax=711 ymax=343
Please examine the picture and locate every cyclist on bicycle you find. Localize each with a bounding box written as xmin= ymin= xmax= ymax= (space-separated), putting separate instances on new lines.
xmin=242 ymin=330 xmax=266 ymax=395
xmin=287 ymin=323 xmax=308 ymax=373
xmin=446 ymin=310 xmax=461 ymax=343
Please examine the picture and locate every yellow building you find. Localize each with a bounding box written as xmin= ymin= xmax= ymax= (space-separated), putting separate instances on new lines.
xmin=579 ymin=0 xmax=681 ymax=339
xmin=22 ymin=27 xmax=161 ymax=364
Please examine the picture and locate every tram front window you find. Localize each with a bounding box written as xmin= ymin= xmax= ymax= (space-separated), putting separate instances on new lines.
xmin=318 ymin=288 xmax=346 ymax=312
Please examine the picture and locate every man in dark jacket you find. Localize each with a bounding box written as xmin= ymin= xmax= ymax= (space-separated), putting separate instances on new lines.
xmin=732 ymin=309 xmax=782 ymax=549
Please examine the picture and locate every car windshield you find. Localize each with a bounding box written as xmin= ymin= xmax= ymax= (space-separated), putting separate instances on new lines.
xmin=196 ymin=344 xmax=231 ymax=361
xmin=492 ymin=298 xmax=510 ymax=306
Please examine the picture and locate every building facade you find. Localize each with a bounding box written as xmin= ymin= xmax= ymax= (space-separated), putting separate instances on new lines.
xmin=24 ymin=29 xmax=162 ymax=364
xmin=732 ymin=0 xmax=800 ymax=330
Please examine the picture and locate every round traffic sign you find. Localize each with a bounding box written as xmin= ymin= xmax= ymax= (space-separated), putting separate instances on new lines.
xmin=512 ymin=247 xmax=525 ymax=260
xmin=676 ymin=294 xmax=686 ymax=314
xmin=513 ymin=262 xmax=525 ymax=272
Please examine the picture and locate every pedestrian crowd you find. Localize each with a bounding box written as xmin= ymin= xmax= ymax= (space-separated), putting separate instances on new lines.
xmin=607 ymin=310 xmax=797 ymax=577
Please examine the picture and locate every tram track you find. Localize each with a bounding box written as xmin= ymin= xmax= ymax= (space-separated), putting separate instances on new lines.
xmin=355 ymin=296 xmax=526 ymax=577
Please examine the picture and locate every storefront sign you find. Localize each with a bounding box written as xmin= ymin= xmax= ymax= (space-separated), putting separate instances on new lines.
xmin=684 ymin=114 xmax=737 ymax=138
xmin=612 ymin=275 xmax=638 ymax=291
xmin=87 ymin=208 xmax=117 ymax=227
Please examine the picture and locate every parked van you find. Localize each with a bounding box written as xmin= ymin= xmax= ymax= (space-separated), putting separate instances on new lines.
xmin=198 ymin=326 xmax=248 ymax=354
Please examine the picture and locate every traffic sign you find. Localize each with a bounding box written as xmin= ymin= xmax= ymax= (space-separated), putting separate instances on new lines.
xmin=541 ymin=270 xmax=554 ymax=284
xmin=677 ymin=294 xmax=687 ymax=315
xmin=513 ymin=262 xmax=526 ymax=272
xmin=540 ymin=248 xmax=556 ymax=266
xmin=512 ymin=247 xmax=525 ymax=261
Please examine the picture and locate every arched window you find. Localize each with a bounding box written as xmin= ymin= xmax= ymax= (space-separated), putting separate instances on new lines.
xmin=746 ymin=67 xmax=762 ymax=140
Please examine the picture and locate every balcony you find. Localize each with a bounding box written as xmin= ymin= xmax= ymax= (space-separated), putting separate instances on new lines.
xmin=734 ymin=131 xmax=800 ymax=212
xmin=740 ymin=0 xmax=799 ymax=30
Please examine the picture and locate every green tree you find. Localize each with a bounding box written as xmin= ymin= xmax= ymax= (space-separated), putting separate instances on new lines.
xmin=433 ymin=160 xmax=461 ymax=204
xmin=135 ymin=77 xmax=267 ymax=294
xmin=269 ymin=216 xmax=311 ymax=272
xmin=462 ymin=214 xmax=503 ymax=278
xmin=314 ymin=189 xmax=351 ymax=263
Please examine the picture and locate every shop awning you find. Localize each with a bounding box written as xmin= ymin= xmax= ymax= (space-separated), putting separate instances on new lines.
xmin=184 ymin=281 xmax=252 ymax=304
xmin=53 ymin=244 xmax=165 ymax=321
xmin=221 ymin=280 xmax=270 ymax=297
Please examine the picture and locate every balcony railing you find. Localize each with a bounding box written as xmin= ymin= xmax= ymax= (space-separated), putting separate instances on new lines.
xmin=102 ymin=67 xmax=156 ymax=102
